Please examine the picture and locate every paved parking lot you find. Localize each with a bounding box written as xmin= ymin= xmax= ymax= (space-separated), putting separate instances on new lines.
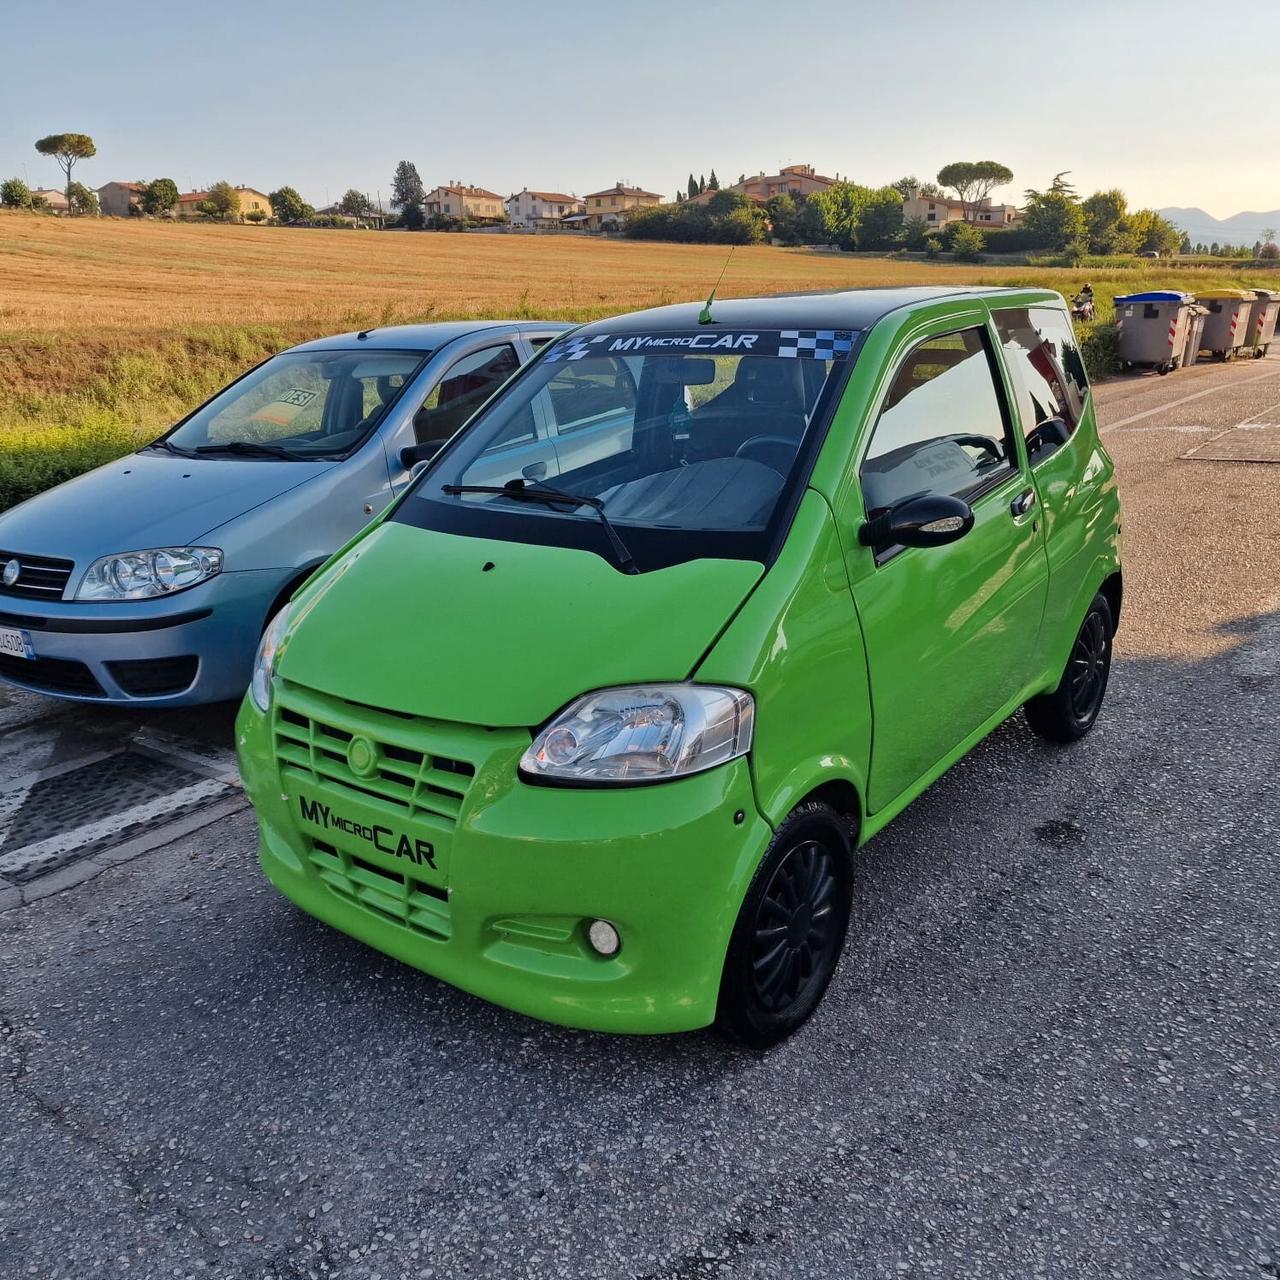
xmin=2 ymin=356 xmax=1278 ymax=1279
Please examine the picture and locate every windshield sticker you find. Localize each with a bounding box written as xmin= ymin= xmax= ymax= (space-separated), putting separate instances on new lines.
xmin=545 ymin=329 xmax=856 ymax=362
xmin=278 ymin=388 xmax=318 ymax=408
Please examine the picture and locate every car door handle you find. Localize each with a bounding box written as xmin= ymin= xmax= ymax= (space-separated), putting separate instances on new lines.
xmin=1011 ymin=489 xmax=1037 ymax=517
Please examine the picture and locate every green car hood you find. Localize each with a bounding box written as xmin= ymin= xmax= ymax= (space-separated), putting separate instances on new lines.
xmin=277 ymin=522 xmax=765 ymax=727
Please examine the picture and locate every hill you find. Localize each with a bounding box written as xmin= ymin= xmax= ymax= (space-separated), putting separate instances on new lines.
xmin=1159 ymin=207 xmax=1280 ymax=245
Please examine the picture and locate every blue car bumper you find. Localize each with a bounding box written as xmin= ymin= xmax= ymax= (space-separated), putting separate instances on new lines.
xmin=0 ymin=568 xmax=292 ymax=706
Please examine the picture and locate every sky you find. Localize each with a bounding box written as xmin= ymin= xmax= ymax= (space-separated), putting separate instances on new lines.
xmin=4 ymin=0 xmax=1278 ymax=218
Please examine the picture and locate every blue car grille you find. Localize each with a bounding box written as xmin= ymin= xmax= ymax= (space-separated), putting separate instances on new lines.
xmin=0 ymin=551 xmax=74 ymax=601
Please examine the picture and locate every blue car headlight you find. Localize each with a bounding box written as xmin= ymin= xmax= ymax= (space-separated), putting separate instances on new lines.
xmin=76 ymin=547 xmax=223 ymax=601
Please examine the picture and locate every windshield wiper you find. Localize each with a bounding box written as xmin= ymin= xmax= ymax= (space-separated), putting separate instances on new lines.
xmin=193 ymin=441 xmax=317 ymax=461
xmin=142 ymin=438 xmax=198 ymax=458
xmin=442 ymin=480 xmax=639 ymax=575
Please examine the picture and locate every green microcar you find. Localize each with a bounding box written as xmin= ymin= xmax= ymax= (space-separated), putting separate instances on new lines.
xmin=237 ymin=287 xmax=1122 ymax=1046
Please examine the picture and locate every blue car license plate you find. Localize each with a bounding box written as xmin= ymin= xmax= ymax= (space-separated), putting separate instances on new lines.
xmin=0 ymin=626 xmax=34 ymax=660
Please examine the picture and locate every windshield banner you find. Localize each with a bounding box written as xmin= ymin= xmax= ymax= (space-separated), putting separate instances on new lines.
xmin=545 ymin=329 xmax=857 ymax=363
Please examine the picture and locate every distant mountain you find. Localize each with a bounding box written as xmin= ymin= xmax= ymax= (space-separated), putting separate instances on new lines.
xmin=1158 ymin=206 xmax=1280 ymax=246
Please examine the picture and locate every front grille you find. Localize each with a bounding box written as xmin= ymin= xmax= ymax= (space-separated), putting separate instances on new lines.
xmin=309 ymin=839 xmax=451 ymax=940
xmin=106 ymin=656 xmax=199 ymax=697
xmin=0 ymin=551 xmax=74 ymax=601
xmin=273 ymin=689 xmax=477 ymax=826
xmin=0 ymin=653 xmax=105 ymax=697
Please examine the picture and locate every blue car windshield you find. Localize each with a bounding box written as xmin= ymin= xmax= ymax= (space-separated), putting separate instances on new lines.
xmin=395 ymin=327 xmax=856 ymax=571
xmin=161 ymin=348 xmax=430 ymax=459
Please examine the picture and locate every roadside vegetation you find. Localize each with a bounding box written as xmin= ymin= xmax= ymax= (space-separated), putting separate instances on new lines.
xmin=0 ymin=211 xmax=1273 ymax=510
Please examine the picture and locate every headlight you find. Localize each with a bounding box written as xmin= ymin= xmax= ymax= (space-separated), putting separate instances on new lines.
xmin=77 ymin=547 xmax=223 ymax=601
xmin=250 ymin=604 xmax=291 ymax=713
xmin=520 ymin=684 xmax=754 ymax=785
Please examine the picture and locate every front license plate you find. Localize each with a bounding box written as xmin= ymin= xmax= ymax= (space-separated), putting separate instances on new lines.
xmin=0 ymin=626 xmax=34 ymax=659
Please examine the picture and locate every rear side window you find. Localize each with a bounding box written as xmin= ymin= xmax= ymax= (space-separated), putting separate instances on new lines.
xmin=993 ymin=306 xmax=1088 ymax=461
xmin=860 ymin=327 xmax=1015 ymax=516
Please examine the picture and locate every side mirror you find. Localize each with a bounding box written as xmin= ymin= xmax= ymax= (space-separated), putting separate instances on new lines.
xmin=400 ymin=441 xmax=443 ymax=473
xmin=858 ymin=493 xmax=974 ymax=551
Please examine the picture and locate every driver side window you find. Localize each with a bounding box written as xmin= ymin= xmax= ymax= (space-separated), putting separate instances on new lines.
xmin=414 ymin=344 xmax=520 ymax=445
xmin=860 ymin=327 xmax=1014 ymax=516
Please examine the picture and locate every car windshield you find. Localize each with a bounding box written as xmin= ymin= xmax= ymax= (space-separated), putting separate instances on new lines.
xmin=396 ymin=327 xmax=856 ymax=571
xmin=161 ymin=348 xmax=431 ymax=459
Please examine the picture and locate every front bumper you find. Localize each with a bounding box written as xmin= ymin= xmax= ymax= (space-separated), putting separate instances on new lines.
xmin=237 ymin=681 xmax=772 ymax=1035
xmin=0 ymin=569 xmax=290 ymax=706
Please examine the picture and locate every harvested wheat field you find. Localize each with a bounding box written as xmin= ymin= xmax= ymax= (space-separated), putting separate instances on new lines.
xmin=0 ymin=211 xmax=1185 ymax=336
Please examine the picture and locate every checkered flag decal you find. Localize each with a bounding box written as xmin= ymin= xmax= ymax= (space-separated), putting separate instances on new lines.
xmin=544 ymin=335 xmax=610 ymax=362
xmin=779 ymin=329 xmax=856 ymax=359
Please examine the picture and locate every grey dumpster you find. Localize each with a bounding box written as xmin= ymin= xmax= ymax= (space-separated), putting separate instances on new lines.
xmin=1244 ymin=288 xmax=1280 ymax=357
xmin=1182 ymin=305 xmax=1209 ymax=367
xmin=1113 ymin=290 xmax=1199 ymax=374
xmin=1196 ymin=290 xmax=1256 ymax=361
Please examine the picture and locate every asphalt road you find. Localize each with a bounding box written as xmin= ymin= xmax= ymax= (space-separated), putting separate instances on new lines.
xmin=2 ymin=356 xmax=1279 ymax=1279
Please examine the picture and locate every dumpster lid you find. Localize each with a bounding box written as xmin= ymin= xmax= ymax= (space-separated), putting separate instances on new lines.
xmin=1195 ymin=289 xmax=1255 ymax=300
xmin=1113 ymin=291 xmax=1194 ymax=303
xmin=1247 ymin=287 xmax=1280 ymax=300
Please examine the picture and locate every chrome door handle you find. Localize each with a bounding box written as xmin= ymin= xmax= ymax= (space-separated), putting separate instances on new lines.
xmin=1011 ymin=489 xmax=1036 ymax=517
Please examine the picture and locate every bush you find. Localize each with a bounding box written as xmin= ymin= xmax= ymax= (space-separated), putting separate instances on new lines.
xmin=924 ymin=236 xmax=943 ymax=259
xmin=951 ymin=223 xmax=985 ymax=262
xmin=244 ymin=208 xmax=267 ymax=223
xmin=1075 ymin=321 xmax=1121 ymax=380
xmin=1261 ymin=242 xmax=1280 ymax=260
xmin=977 ymin=225 xmax=1044 ymax=255
xmin=1 ymin=177 xmax=32 ymax=208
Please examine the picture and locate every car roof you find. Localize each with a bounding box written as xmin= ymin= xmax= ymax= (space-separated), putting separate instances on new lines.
xmin=568 ymin=286 xmax=1061 ymax=337
xmin=287 ymin=320 xmax=567 ymax=354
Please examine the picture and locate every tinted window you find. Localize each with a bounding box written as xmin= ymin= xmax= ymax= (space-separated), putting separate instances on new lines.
xmin=414 ymin=344 xmax=520 ymax=444
xmin=860 ymin=328 xmax=1013 ymax=515
xmin=993 ymin=306 xmax=1088 ymax=461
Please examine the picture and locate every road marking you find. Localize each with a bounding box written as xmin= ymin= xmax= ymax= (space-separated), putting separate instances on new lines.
xmin=1100 ymin=366 xmax=1280 ymax=433
xmin=0 ymin=777 xmax=231 ymax=881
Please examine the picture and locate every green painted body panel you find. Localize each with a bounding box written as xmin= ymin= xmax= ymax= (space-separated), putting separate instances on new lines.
xmin=237 ymin=287 xmax=1123 ymax=1035
xmin=276 ymin=521 xmax=763 ymax=727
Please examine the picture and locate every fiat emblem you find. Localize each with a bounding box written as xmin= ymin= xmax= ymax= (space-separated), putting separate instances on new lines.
xmin=1 ymin=560 xmax=19 ymax=588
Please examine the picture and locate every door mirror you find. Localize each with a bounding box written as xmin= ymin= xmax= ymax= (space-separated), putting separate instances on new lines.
xmin=400 ymin=441 xmax=443 ymax=473
xmin=859 ymin=493 xmax=974 ymax=551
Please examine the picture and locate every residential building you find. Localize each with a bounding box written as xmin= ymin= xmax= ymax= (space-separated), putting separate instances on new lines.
xmin=691 ymin=163 xmax=838 ymax=207
xmin=175 ymin=186 xmax=273 ymax=220
xmin=97 ymin=181 xmax=145 ymax=217
xmin=903 ymin=189 xmax=1022 ymax=228
xmin=31 ymin=189 xmax=69 ymax=213
xmin=424 ymin=183 xmax=506 ymax=222
xmin=583 ymin=183 xmax=662 ymax=231
xmin=505 ymin=188 xmax=585 ymax=229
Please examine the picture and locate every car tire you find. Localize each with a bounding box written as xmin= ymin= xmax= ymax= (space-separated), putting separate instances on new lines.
xmin=715 ymin=801 xmax=853 ymax=1049
xmin=1025 ymin=593 xmax=1114 ymax=743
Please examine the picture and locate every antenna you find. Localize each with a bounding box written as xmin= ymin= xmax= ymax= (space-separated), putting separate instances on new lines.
xmin=698 ymin=245 xmax=736 ymax=325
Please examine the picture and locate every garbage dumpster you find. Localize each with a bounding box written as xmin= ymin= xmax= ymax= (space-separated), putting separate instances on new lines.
xmin=1244 ymin=288 xmax=1280 ymax=357
xmin=1182 ymin=304 xmax=1209 ymax=367
xmin=1196 ymin=290 xmax=1256 ymax=361
xmin=1113 ymin=290 xmax=1199 ymax=374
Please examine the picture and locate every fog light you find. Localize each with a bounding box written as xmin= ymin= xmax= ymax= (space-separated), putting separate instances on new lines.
xmin=587 ymin=919 xmax=621 ymax=957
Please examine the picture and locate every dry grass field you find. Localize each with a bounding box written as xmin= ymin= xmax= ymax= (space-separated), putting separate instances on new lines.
xmin=0 ymin=210 xmax=1270 ymax=509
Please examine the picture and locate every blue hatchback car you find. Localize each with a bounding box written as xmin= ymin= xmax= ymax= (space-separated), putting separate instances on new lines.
xmin=0 ymin=320 xmax=566 ymax=705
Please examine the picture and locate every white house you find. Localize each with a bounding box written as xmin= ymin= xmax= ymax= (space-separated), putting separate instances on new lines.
xmin=505 ymin=188 xmax=585 ymax=229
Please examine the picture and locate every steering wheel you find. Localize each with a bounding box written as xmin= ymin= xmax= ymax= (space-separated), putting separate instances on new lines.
xmin=947 ymin=433 xmax=1004 ymax=463
xmin=734 ymin=434 xmax=798 ymax=474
